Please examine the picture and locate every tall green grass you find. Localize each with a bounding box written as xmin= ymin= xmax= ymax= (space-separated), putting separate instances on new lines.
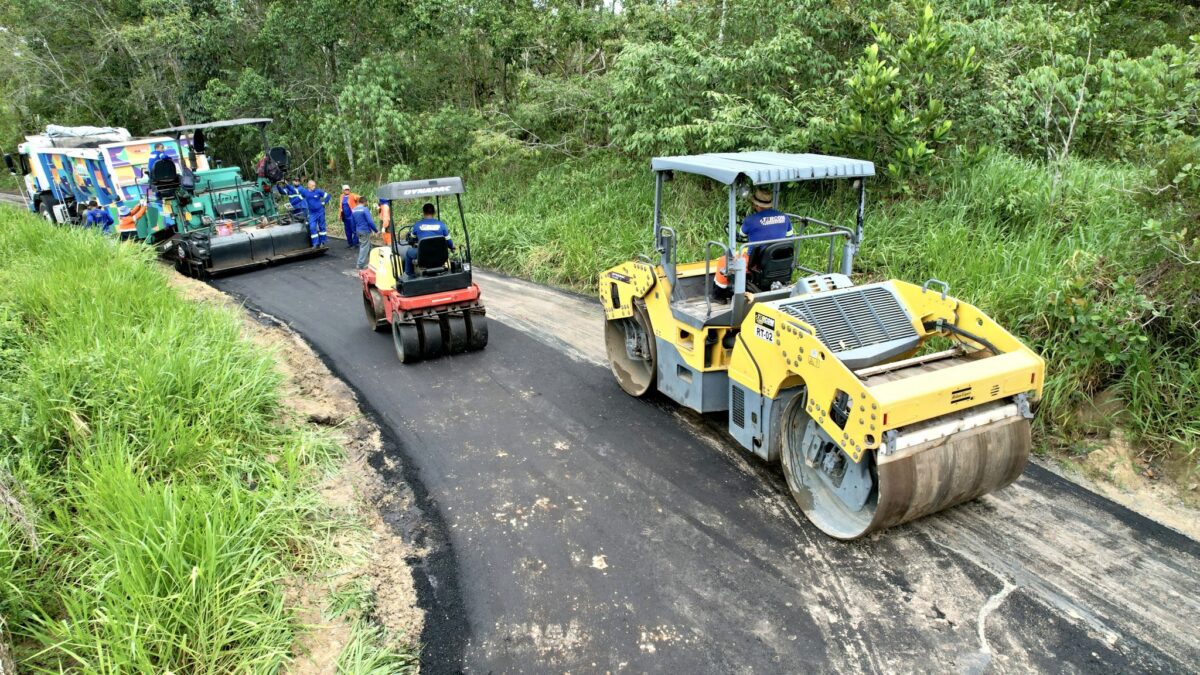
xmin=0 ymin=208 xmax=365 ymax=671
xmin=468 ymin=152 xmax=1198 ymax=473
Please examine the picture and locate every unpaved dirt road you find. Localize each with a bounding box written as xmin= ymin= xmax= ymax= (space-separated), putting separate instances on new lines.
xmin=212 ymin=247 xmax=1199 ymax=674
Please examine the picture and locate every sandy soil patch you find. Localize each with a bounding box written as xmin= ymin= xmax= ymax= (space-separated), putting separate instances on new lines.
xmin=168 ymin=271 xmax=423 ymax=671
xmin=1038 ymin=429 xmax=1199 ymax=540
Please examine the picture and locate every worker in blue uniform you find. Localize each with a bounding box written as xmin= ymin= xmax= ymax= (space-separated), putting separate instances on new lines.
xmin=340 ymin=185 xmax=359 ymax=249
xmin=403 ymin=203 xmax=454 ymax=276
xmin=351 ymin=196 xmax=378 ymax=269
xmin=715 ymin=187 xmax=795 ymax=297
xmin=297 ymin=180 xmax=331 ymax=247
xmin=83 ymin=200 xmax=114 ymax=234
xmin=740 ymin=187 xmax=794 ymax=247
xmin=275 ymin=179 xmax=307 ymax=220
xmin=147 ymin=143 xmax=171 ymax=175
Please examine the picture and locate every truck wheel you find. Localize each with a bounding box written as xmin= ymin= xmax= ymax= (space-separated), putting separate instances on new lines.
xmin=38 ymin=202 xmax=54 ymax=223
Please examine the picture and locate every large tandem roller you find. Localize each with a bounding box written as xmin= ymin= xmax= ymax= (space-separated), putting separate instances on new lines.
xmin=600 ymin=152 xmax=1043 ymax=539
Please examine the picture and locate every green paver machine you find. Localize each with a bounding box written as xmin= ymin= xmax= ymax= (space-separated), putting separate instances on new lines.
xmin=148 ymin=118 xmax=326 ymax=277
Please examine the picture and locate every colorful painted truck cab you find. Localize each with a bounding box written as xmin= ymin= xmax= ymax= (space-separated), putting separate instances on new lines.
xmin=4 ymin=124 xmax=207 ymax=241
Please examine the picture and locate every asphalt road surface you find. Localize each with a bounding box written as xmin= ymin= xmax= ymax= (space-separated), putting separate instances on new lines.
xmin=214 ymin=247 xmax=1200 ymax=674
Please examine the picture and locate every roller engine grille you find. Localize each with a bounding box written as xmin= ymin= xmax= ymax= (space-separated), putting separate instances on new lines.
xmin=777 ymin=286 xmax=916 ymax=353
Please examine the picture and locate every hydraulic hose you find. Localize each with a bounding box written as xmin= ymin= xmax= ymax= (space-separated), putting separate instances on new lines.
xmin=923 ymin=320 xmax=1001 ymax=356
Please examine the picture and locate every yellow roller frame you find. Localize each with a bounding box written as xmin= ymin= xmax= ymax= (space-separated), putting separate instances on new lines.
xmin=601 ymin=262 xmax=1046 ymax=464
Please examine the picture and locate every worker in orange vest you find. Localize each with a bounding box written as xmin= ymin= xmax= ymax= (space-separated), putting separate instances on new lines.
xmin=117 ymin=200 xmax=148 ymax=239
xmin=379 ymin=197 xmax=392 ymax=246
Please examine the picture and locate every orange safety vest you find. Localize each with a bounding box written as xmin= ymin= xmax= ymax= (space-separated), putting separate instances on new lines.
xmin=118 ymin=204 xmax=147 ymax=233
xmin=714 ymin=250 xmax=748 ymax=289
xmin=379 ymin=202 xmax=392 ymax=245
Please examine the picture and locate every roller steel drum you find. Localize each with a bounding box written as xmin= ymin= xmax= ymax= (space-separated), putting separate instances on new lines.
xmin=783 ymin=400 xmax=1031 ymax=540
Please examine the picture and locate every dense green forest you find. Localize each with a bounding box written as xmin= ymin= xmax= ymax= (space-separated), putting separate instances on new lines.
xmin=1 ymin=0 xmax=1198 ymax=477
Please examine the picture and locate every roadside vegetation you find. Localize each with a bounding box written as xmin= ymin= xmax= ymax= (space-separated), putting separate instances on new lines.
xmin=0 ymin=208 xmax=413 ymax=671
xmin=0 ymin=1 xmax=1196 ymax=480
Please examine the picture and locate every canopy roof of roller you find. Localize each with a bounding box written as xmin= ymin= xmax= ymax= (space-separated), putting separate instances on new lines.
xmin=650 ymin=151 xmax=875 ymax=185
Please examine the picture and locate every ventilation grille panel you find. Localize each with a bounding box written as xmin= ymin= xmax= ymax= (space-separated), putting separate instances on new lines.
xmin=777 ymin=286 xmax=916 ymax=353
xmin=732 ymin=386 xmax=745 ymax=428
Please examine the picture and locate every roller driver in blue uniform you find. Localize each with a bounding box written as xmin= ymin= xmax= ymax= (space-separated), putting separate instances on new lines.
xmin=403 ymin=202 xmax=454 ymax=276
xmin=715 ymin=187 xmax=796 ymax=298
xmin=740 ymin=187 xmax=794 ymax=249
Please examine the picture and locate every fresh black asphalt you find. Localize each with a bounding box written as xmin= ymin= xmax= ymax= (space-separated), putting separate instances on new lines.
xmin=214 ymin=247 xmax=1200 ymax=674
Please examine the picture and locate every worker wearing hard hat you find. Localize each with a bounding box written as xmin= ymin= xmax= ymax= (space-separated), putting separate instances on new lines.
xmin=297 ymin=180 xmax=331 ymax=248
xmin=340 ymin=185 xmax=359 ymax=249
xmin=84 ymin=200 xmax=114 ymax=234
xmin=350 ymin=196 xmax=379 ymax=270
xmin=714 ymin=187 xmax=794 ymax=295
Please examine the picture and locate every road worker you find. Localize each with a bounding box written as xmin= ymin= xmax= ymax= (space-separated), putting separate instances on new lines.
xmin=297 ymin=180 xmax=331 ymax=247
xmin=340 ymin=185 xmax=359 ymax=249
xmin=379 ymin=198 xmax=392 ymax=246
xmin=740 ymin=187 xmax=794 ymax=247
xmin=147 ymin=143 xmax=171 ymax=175
xmin=84 ymin=200 xmax=114 ymax=234
xmin=117 ymin=200 xmax=148 ymax=238
xmin=351 ymin=196 xmax=379 ymax=270
xmin=275 ymin=179 xmax=307 ymax=220
xmin=403 ymin=202 xmax=454 ymax=276
xmin=714 ymin=187 xmax=794 ymax=297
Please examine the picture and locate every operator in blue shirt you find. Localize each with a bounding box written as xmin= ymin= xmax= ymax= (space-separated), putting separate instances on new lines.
xmin=715 ymin=187 xmax=795 ymax=295
xmin=83 ymin=200 xmax=114 ymax=234
xmin=146 ymin=143 xmax=171 ymax=175
xmin=403 ymin=202 xmax=454 ymax=276
xmin=350 ymin=196 xmax=378 ymax=269
xmin=740 ymin=187 xmax=794 ymax=247
xmin=297 ymin=180 xmax=331 ymax=247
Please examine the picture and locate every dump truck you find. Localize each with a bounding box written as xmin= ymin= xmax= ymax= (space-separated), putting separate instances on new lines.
xmin=148 ymin=118 xmax=326 ymax=277
xmin=359 ymin=176 xmax=488 ymax=362
xmin=599 ymin=152 xmax=1045 ymax=539
xmin=4 ymin=124 xmax=201 ymax=239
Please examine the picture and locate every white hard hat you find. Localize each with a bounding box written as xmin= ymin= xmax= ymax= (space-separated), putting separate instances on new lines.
xmin=342 ymin=184 xmax=351 ymax=191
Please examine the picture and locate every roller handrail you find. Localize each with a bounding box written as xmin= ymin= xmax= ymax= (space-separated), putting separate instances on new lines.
xmin=785 ymin=214 xmax=853 ymax=236
xmin=735 ymin=229 xmax=851 ymax=277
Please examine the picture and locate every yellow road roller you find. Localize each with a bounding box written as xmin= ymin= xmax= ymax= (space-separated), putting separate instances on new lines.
xmin=599 ymin=152 xmax=1045 ymax=539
